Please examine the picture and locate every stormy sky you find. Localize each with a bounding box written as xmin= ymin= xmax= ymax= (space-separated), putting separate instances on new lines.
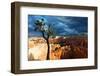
xmin=28 ymin=15 xmax=88 ymax=37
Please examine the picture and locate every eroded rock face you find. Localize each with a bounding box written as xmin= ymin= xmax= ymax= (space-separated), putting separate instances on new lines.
xmin=60 ymin=46 xmax=72 ymax=59
xmin=28 ymin=43 xmax=62 ymax=60
xmin=70 ymin=45 xmax=88 ymax=58
xmin=50 ymin=45 xmax=71 ymax=60
xmin=50 ymin=44 xmax=61 ymax=60
xmin=60 ymin=37 xmax=88 ymax=59
xmin=28 ymin=37 xmax=88 ymax=61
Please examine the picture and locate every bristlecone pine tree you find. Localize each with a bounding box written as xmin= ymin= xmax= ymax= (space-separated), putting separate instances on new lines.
xmin=34 ymin=18 xmax=55 ymax=60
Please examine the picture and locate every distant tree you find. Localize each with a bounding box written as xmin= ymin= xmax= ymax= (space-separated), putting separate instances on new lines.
xmin=34 ymin=18 xmax=55 ymax=60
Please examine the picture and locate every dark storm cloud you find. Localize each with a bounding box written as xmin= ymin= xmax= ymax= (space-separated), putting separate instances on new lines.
xmin=28 ymin=15 xmax=88 ymax=37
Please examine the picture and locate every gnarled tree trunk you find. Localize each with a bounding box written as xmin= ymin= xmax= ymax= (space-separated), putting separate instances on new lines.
xmin=46 ymin=39 xmax=50 ymax=60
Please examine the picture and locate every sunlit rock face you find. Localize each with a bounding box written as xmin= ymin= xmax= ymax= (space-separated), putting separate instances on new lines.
xmin=28 ymin=37 xmax=64 ymax=60
xmin=28 ymin=43 xmax=47 ymax=60
xmin=28 ymin=37 xmax=47 ymax=60
xmin=50 ymin=45 xmax=71 ymax=60
xmin=28 ymin=42 xmax=62 ymax=60
xmin=50 ymin=44 xmax=61 ymax=60
xmin=28 ymin=37 xmax=88 ymax=61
